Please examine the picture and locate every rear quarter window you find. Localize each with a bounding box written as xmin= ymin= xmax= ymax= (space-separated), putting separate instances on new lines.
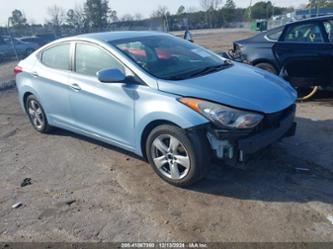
xmin=40 ymin=43 xmax=70 ymax=70
xmin=265 ymin=28 xmax=283 ymax=41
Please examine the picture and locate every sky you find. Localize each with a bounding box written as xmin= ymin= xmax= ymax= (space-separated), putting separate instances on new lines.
xmin=0 ymin=0 xmax=309 ymax=25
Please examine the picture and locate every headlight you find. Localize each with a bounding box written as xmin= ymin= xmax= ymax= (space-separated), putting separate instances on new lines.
xmin=179 ymin=97 xmax=264 ymax=129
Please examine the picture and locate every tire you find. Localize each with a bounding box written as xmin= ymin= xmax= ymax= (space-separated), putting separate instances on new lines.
xmin=255 ymin=62 xmax=277 ymax=75
xmin=25 ymin=95 xmax=52 ymax=133
xmin=146 ymin=124 xmax=210 ymax=187
xmin=296 ymin=86 xmax=319 ymax=101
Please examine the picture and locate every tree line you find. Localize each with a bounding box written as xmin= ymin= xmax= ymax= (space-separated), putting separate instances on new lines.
xmin=2 ymin=0 xmax=329 ymax=36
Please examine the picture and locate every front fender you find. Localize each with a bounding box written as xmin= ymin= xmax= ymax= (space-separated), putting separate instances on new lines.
xmin=134 ymin=88 xmax=209 ymax=156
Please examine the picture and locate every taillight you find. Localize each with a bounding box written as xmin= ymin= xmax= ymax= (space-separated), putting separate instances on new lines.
xmin=14 ymin=66 xmax=23 ymax=76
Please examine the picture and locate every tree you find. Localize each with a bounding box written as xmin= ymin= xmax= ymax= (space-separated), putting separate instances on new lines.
xmin=151 ymin=6 xmax=170 ymax=31
xmin=224 ymin=0 xmax=236 ymax=9
xmin=134 ymin=13 xmax=143 ymax=20
xmin=177 ymin=5 xmax=186 ymax=15
xmin=187 ymin=6 xmax=198 ymax=13
xmin=151 ymin=6 xmax=169 ymax=18
xmin=67 ymin=9 xmax=76 ymax=27
xmin=222 ymin=0 xmax=236 ymax=23
xmin=47 ymin=5 xmax=65 ymax=35
xmin=200 ymin=0 xmax=223 ymax=28
xmin=200 ymin=0 xmax=223 ymax=11
xmin=307 ymin=0 xmax=333 ymax=8
xmin=84 ymin=0 xmax=110 ymax=30
xmin=9 ymin=9 xmax=27 ymax=27
xmin=66 ymin=5 xmax=86 ymax=32
xmin=47 ymin=5 xmax=65 ymax=26
xmin=110 ymin=10 xmax=118 ymax=22
xmin=250 ymin=1 xmax=273 ymax=19
xmin=121 ymin=14 xmax=134 ymax=21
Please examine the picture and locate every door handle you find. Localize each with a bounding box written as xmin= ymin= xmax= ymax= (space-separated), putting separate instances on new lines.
xmin=70 ymin=83 xmax=81 ymax=91
xmin=31 ymin=71 xmax=39 ymax=77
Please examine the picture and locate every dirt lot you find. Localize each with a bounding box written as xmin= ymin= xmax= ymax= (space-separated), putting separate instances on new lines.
xmin=173 ymin=28 xmax=255 ymax=52
xmin=0 ymin=29 xmax=333 ymax=242
xmin=0 ymin=61 xmax=17 ymax=84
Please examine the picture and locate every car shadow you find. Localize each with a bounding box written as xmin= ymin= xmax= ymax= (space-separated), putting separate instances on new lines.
xmin=49 ymin=116 xmax=333 ymax=204
xmin=50 ymin=129 xmax=146 ymax=162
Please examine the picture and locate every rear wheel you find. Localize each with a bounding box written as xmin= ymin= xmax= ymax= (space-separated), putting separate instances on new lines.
xmin=255 ymin=62 xmax=277 ymax=75
xmin=296 ymin=86 xmax=319 ymax=101
xmin=25 ymin=95 xmax=52 ymax=133
xmin=146 ymin=125 xmax=209 ymax=187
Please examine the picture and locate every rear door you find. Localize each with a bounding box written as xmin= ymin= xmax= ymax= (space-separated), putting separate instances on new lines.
xmin=273 ymin=20 xmax=333 ymax=88
xmin=32 ymin=42 xmax=73 ymax=127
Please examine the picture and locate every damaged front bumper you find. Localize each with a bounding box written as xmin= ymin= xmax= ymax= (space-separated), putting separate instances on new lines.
xmin=205 ymin=106 xmax=296 ymax=163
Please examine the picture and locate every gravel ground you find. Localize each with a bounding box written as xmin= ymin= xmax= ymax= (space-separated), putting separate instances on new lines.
xmin=0 ymin=29 xmax=332 ymax=242
xmin=0 ymin=89 xmax=332 ymax=242
xmin=0 ymin=61 xmax=17 ymax=84
xmin=173 ymin=28 xmax=255 ymax=52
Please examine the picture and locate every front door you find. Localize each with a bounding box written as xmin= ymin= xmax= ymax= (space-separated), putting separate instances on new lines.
xmin=69 ymin=42 xmax=136 ymax=150
xmin=273 ymin=21 xmax=333 ymax=88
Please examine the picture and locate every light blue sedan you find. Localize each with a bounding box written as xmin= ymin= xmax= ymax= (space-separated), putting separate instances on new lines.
xmin=15 ymin=32 xmax=297 ymax=187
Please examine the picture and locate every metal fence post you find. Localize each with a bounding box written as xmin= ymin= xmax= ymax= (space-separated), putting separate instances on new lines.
xmin=7 ymin=18 xmax=19 ymax=62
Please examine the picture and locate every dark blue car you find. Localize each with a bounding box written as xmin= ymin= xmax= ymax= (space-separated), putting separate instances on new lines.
xmin=228 ymin=16 xmax=333 ymax=100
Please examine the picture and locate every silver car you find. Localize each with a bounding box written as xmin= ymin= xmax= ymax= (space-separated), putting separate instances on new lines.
xmin=15 ymin=32 xmax=297 ymax=187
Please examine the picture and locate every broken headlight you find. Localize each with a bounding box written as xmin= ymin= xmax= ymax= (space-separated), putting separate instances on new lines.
xmin=179 ymin=97 xmax=263 ymax=129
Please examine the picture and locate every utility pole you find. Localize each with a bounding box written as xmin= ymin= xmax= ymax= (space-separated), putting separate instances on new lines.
xmin=7 ymin=17 xmax=19 ymax=61
xmin=248 ymin=0 xmax=253 ymax=20
xmin=316 ymin=0 xmax=320 ymax=17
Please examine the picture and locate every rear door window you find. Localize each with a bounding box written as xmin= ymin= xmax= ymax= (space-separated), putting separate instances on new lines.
xmin=283 ymin=23 xmax=325 ymax=43
xmin=266 ymin=27 xmax=283 ymax=41
xmin=41 ymin=43 xmax=70 ymax=70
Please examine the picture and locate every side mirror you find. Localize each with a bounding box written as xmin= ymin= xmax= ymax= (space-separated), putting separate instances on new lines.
xmin=97 ymin=68 xmax=126 ymax=83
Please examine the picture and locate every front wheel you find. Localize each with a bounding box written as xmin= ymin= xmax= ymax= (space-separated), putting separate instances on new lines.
xmin=146 ymin=125 xmax=209 ymax=187
xmin=255 ymin=62 xmax=277 ymax=75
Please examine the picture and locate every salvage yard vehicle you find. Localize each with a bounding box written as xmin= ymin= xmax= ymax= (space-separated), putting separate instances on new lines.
xmin=0 ymin=36 xmax=39 ymax=59
xmin=19 ymin=33 xmax=57 ymax=47
xmin=228 ymin=16 xmax=333 ymax=100
xmin=15 ymin=32 xmax=297 ymax=187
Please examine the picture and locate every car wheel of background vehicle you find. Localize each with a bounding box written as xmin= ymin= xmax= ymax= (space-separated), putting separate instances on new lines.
xmin=296 ymin=86 xmax=319 ymax=101
xmin=255 ymin=62 xmax=277 ymax=75
xmin=146 ymin=124 xmax=209 ymax=187
xmin=25 ymin=95 xmax=52 ymax=133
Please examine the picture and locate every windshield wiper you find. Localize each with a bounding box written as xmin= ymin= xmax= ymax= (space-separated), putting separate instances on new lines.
xmin=164 ymin=60 xmax=233 ymax=81
xmin=187 ymin=61 xmax=232 ymax=78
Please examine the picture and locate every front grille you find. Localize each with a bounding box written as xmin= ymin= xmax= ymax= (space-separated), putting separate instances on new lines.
xmin=254 ymin=104 xmax=295 ymax=133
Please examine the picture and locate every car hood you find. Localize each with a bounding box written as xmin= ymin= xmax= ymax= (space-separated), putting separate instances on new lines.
xmin=157 ymin=63 xmax=297 ymax=114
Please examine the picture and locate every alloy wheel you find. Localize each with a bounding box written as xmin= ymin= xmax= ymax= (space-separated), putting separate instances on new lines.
xmin=151 ymin=134 xmax=191 ymax=180
xmin=27 ymin=99 xmax=45 ymax=130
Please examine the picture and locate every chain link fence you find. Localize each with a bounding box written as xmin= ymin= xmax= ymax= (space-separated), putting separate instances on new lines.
xmin=0 ymin=20 xmax=252 ymax=91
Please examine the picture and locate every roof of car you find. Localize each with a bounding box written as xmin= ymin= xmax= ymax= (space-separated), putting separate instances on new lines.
xmin=76 ymin=31 xmax=167 ymax=42
xmin=289 ymin=15 xmax=333 ymax=25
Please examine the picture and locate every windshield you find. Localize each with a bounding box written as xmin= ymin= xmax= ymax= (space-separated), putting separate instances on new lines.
xmin=109 ymin=35 xmax=228 ymax=80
